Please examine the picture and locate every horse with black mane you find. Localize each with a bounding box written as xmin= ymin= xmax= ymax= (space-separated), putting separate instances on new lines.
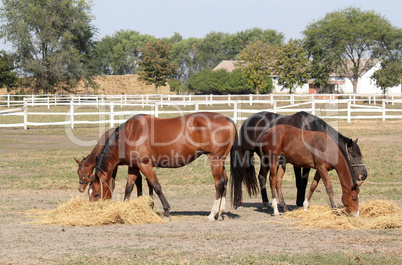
xmin=257 ymin=124 xmax=362 ymax=217
xmin=87 ymin=112 xmax=237 ymax=222
xmin=231 ymin=111 xmax=366 ymax=209
xmin=74 ymin=128 xmax=153 ymax=200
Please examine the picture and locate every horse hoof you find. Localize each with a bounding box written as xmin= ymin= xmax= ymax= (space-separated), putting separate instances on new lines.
xmin=263 ymin=202 xmax=270 ymax=208
xmin=162 ymin=216 xmax=171 ymax=222
xmin=205 ymin=217 xmax=215 ymax=223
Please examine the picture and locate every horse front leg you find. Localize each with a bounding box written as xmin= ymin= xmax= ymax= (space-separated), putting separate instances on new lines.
xmin=294 ymin=167 xmax=310 ymax=207
xmin=124 ymin=167 xmax=138 ymax=201
xmin=207 ymin=156 xmax=227 ymax=222
xmin=138 ymin=162 xmax=171 ymax=221
xmin=316 ymin=167 xmax=336 ymax=209
xmin=304 ymin=170 xmax=320 ymax=210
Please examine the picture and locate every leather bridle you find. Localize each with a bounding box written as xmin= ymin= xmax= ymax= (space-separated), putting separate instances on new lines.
xmin=79 ymin=161 xmax=94 ymax=184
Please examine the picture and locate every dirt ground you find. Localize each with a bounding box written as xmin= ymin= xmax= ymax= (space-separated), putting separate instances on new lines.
xmin=1 ymin=186 xmax=401 ymax=264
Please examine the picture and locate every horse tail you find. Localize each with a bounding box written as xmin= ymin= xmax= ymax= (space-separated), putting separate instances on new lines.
xmin=229 ymin=122 xmax=259 ymax=208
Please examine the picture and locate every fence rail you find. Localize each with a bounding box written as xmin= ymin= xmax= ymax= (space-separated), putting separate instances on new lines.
xmin=0 ymin=94 xmax=401 ymax=129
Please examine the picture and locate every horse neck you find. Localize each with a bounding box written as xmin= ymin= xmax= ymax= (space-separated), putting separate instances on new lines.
xmin=84 ymin=146 xmax=99 ymax=169
xmin=96 ymin=138 xmax=121 ymax=182
xmin=334 ymin=148 xmax=355 ymax=192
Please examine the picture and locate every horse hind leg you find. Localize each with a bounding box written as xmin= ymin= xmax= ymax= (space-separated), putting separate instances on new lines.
xmin=269 ymin=155 xmax=280 ymax=216
xmin=258 ymin=156 xmax=270 ymax=208
xmin=276 ymin=162 xmax=288 ymax=212
xmin=207 ymin=156 xmax=227 ymax=222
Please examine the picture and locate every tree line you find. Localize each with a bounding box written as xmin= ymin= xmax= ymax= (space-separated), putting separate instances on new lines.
xmin=0 ymin=0 xmax=400 ymax=95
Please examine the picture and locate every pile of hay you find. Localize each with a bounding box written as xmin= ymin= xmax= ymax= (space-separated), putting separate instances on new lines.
xmin=285 ymin=200 xmax=402 ymax=230
xmin=30 ymin=196 xmax=163 ymax=227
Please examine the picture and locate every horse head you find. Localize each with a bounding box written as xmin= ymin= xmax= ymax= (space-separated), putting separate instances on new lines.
xmin=342 ymin=182 xmax=363 ymax=217
xmin=88 ymin=176 xmax=115 ymax=202
xmin=346 ymin=138 xmax=367 ymax=181
xmin=74 ymin=157 xmax=94 ymax=193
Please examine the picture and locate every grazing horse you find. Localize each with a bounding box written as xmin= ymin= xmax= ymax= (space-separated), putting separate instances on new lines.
xmin=259 ymin=124 xmax=362 ymax=217
xmin=231 ymin=111 xmax=366 ymax=209
xmin=74 ymin=128 xmax=153 ymax=200
xmin=88 ymin=112 xmax=237 ymax=222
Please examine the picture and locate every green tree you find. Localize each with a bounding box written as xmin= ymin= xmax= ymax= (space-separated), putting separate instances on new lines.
xmin=275 ymin=39 xmax=311 ymax=94
xmin=138 ymin=41 xmax=178 ymax=94
xmin=95 ymin=30 xmax=156 ymax=75
xmin=371 ymin=59 xmax=402 ymax=96
xmin=236 ymin=40 xmax=277 ymax=94
xmin=0 ymin=51 xmax=18 ymax=91
xmin=303 ymin=6 xmax=400 ymax=93
xmin=0 ymin=0 xmax=97 ymax=94
xmin=186 ymin=68 xmax=255 ymax=95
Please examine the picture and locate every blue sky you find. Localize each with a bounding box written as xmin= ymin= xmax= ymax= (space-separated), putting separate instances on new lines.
xmin=92 ymin=0 xmax=401 ymax=41
xmin=0 ymin=0 xmax=400 ymax=51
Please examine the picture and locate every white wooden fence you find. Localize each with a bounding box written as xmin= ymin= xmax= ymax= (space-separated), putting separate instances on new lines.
xmin=0 ymin=94 xmax=401 ymax=129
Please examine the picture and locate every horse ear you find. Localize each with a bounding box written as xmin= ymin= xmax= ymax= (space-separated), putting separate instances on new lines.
xmin=74 ymin=158 xmax=82 ymax=165
xmin=355 ymin=138 xmax=359 ymax=144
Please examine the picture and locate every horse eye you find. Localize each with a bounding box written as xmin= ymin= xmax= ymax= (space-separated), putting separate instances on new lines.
xmin=352 ymin=198 xmax=357 ymax=201
xmin=95 ymin=194 xmax=100 ymax=198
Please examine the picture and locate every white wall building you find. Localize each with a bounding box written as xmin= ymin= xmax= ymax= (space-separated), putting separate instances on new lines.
xmin=214 ymin=60 xmax=401 ymax=95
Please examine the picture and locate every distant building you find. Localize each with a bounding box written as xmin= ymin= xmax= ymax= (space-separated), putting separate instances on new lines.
xmin=213 ymin=60 xmax=401 ymax=95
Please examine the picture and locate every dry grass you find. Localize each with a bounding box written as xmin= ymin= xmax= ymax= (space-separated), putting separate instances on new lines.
xmin=285 ymin=200 xmax=402 ymax=230
xmin=29 ymin=196 xmax=163 ymax=227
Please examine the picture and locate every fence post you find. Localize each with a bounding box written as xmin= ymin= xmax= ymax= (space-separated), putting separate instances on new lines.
xmin=369 ymin=95 xmax=371 ymax=105
xmin=233 ymin=101 xmax=238 ymax=124
xmin=382 ymin=100 xmax=386 ymax=122
xmin=392 ymin=95 xmax=394 ymax=106
xmin=110 ymin=102 xmax=114 ymax=128
xmin=31 ymin=94 xmax=34 ymax=107
xmin=70 ymin=99 xmax=74 ymax=129
xmin=249 ymin=94 xmax=253 ymax=106
xmin=154 ymin=103 xmax=159 ymax=118
xmin=311 ymin=97 xmax=316 ymax=115
xmin=120 ymin=95 xmax=123 ymax=108
xmin=54 ymin=94 xmax=57 ymax=106
xmin=101 ymin=94 xmax=104 ymax=106
xmin=7 ymin=94 xmax=10 ymax=108
xmin=141 ymin=95 xmax=145 ymax=108
xmin=347 ymin=100 xmax=351 ymax=123
xmin=273 ymin=100 xmax=277 ymax=113
xmin=124 ymin=94 xmax=127 ymax=105
xmin=47 ymin=97 xmax=50 ymax=109
xmin=195 ymin=102 xmax=199 ymax=112
xmin=374 ymin=95 xmax=376 ymax=105
xmin=23 ymin=100 xmax=28 ymax=130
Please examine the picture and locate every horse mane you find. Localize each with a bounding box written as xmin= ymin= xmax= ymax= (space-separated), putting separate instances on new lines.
xmin=94 ymin=114 xmax=145 ymax=180
xmin=296 ymin=111 xmax=357 ymax=184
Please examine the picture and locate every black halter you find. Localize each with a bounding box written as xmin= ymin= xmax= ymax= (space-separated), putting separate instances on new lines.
xmin=79 ymin=160 xmax=94 ymax=184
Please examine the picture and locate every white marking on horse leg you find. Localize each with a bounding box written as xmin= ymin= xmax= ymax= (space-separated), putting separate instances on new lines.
xmin=272 ymin=198 xmax=279 ymax=215
xmin=207 ymin=199 xmax=220 ymax=221
xmin=89 ymin=188 xmax=93 ymax=197
xmin=356 ymin=194 xmax=360 ymax=217
xmin=303 ymin=199 xmax=310 ymax=211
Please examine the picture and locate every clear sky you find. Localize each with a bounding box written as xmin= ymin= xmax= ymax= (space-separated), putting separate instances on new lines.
xmin=91 ymin=0 xmax=401 ymax=41
xmin=0 ymin=0 xmax=400 ymax=51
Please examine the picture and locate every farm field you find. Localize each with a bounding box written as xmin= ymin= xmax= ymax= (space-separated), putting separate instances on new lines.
xmin=0 ymin=118 xmax=401 ymax=264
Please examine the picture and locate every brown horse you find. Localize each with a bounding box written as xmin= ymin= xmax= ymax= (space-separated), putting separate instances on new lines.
xmin=88 ymin=112 xmax=237 ymax=222
xmin=259 ymin=124 xmax=362 ymax=217
xmin=74 ymin=128 xmax=153 ymax=200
